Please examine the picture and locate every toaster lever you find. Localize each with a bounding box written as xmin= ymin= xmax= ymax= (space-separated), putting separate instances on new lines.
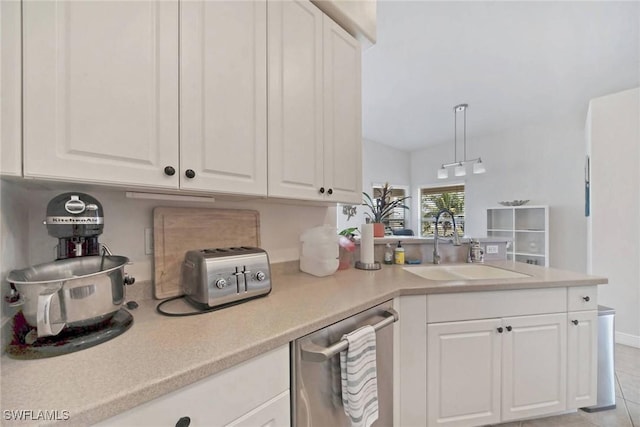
xmin=233 ymin=268 xmax=244 ymax=294
xmin=242 ymin=268 xmax=252 ymax=293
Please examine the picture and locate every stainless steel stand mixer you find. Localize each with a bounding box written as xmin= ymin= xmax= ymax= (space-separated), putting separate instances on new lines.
xmin=5 ymin=192 xmax=135 ymax=358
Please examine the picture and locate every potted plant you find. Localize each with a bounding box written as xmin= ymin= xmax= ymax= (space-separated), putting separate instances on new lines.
xmin=362 ymin=183 xmax=411 ymax=237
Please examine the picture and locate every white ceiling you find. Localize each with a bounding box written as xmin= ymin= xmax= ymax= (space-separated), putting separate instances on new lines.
xmin=362 ymin=1 xmax=640 ymax=152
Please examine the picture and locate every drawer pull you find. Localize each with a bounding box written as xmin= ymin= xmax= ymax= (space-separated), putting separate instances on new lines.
xmin=583 ymin=296 xmax=591 ymax=302
xmin=176 ymin=416 xmax=191 ymax=427
xmin=497 ymin=327 xmax=504 ymax=333
xmin=572 ymin=319 xmax=579 ymax=325
xmin=505 ymin=325 xmax=512 ymax=332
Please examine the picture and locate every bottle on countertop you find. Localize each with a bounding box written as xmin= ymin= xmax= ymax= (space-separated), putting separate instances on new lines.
xmin=384 ymin=243 xmax=393 ymax=264
xmin=394 ymin=241 xmax=405 ymax=265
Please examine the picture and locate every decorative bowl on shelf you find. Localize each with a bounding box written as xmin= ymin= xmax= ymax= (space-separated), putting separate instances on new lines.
xmin=499 ymin=200 xmax=529 ymax=206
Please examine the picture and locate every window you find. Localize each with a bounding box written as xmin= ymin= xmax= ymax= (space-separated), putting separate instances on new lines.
xmin=420 ymin=185 xmax=465 ymax=237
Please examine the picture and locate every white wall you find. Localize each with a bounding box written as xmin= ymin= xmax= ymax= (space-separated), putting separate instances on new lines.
xmin=587 ymin=87 xmax=640 ymax=346
xmin=1 ymin=180 xmax=334 ymax=285
xmin=337 ymin=138 xmax=411 ymax=233
xmin=410 ymin=113 xmax=588 ymax=274
xmin=0 ymin=181 xmax=30 ymax=344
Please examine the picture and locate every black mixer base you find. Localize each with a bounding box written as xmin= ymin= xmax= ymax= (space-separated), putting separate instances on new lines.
xmin=6 ymin=308 xmax=133 ymax=360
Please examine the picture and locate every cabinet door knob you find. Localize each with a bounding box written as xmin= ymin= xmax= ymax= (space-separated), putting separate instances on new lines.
xmin=164 ymin=166 xmax=176 ymax=176
xmin=506 ymin=325 xmax=512 ymax=332
xmin=327 ymin=188 xmax=333 ymax=195
xmin=319 ymin=187 xmax=325 ymax=194
xmin=185 ymin=169 xmax=196 ymax=179
xmin=175 ymin=417 xmax=191 ymax=427
xmin=572 ymin=319 xmax=579 ymax=325
xmin=497 ymin=327 xmax=504 ymax=333
xmin=583 ymin=296 xmax=590 ymax=302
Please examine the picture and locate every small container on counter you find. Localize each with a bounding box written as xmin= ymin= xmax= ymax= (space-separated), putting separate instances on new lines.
xmin=394 ymin=241 xmax=405 ymax=265
xmin=384 ymin=243 xmax=393 ymax=265
xmin=299 ymin=225 xmax=339 ymax=277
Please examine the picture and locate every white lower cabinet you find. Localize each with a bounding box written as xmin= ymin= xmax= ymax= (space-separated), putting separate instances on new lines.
xmin=567 ymin=310 xmax=598 ymax=409
xmin=501 ymin=313 xmax=567 ymax=421
xmin=397 ymin=287 xmax=598 ymax=427
xmin=225 ymin=391 xmax=290 ymax=427
xmin=427 ymin=313 xmax=567 ymax=427
xmin=95 ymin=346 xmax=290 ymax=427
xmin=427 ymin=318 xmax=502 ymax=427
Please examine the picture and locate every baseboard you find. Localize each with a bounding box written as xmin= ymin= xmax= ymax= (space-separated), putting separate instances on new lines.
xmin=615 ymin=331 xmax=640 ymax=348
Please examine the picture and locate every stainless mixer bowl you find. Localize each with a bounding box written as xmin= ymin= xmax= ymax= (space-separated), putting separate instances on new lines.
xmin=7 ymin=256 xmax=133 ymax=337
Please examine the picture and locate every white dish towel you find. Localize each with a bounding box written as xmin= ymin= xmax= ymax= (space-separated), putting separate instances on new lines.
xmin=340 ymin=325 xmax=379 ymax=427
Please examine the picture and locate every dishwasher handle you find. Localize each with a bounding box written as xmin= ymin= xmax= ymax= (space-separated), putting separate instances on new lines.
xmin=300 ymin=307 xmax=399 ymax=362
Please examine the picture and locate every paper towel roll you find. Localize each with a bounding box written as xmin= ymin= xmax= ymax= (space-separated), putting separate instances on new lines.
xmin=360 ymin=223 xmax=374 ymax=264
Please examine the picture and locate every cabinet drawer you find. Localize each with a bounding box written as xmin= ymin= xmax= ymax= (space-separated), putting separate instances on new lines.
xmin=567 ymin=286 xmax=597 ymax=311
xmin=426 ymin=288 xmax=566 ymax=323
xmin=96 ymin=345 xmax=289 ymax=426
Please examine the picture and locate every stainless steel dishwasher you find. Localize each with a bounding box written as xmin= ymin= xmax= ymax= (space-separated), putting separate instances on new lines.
xmin=291 ymin=300 xmax=398 ymax=427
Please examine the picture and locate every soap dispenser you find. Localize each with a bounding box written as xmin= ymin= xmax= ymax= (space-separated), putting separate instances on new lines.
xmin=394 ymin=241 xmax=405 ymax=265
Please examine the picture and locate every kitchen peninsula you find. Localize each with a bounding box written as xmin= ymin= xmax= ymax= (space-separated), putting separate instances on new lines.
xmin=1 ymin=261 xmax=606 ymax=426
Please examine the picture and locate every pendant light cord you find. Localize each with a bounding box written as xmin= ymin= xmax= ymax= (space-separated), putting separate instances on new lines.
xmin=463 ymin=106 xmax=467 ymax=162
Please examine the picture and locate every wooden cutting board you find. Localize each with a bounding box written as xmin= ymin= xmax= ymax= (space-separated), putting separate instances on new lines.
xmin=153 ymin=207 xmax=260 ymax=299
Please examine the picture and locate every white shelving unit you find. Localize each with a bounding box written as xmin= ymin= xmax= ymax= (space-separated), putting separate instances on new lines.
xmin=487 ymin=205 xmax=549 ymax=266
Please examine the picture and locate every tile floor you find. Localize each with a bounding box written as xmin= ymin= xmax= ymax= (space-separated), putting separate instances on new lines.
xmin=497 ymin=344 xmax=640 ymax=427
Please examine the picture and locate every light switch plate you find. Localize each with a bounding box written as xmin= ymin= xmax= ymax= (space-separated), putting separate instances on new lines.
xmin=486 ymin=245 xmax=499 ymax=254
xmin=145 ymin=228 xmax=154 ymax=255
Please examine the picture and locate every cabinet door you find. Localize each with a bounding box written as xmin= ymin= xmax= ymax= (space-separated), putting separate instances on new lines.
xmin=1 ymin=0 xmax=21 ymax=176
xmin=501 ymin=313 xmax=567 ymax=421
xmin=23 ymin=1 xmax=179 ymax=188
xmin=427 ymin=319 xmax=502 ymax=427
xmin=567 ymin=310 xmax=598 ymax=409
xmin=322 ymin=15 xmax=362 ymax=204
xmin=268 ymin=0 xmax=325 ymax=201
xmin=225 ymin=391 xmax=290 ymax=427
xmin=180 ymin=0 xmax=267 ymax=195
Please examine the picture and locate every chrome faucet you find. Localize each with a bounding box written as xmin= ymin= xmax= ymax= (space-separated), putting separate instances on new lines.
xmin=433 ymin=208 xmax=461 ymax=264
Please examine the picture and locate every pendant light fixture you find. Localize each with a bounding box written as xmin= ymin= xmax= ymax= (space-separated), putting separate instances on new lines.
xmin=437 ymin=104 xmax=486 ymax=179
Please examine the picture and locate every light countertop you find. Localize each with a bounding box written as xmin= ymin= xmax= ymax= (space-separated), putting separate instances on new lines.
xmin=0 ymin=261 xmax=606 ymax=426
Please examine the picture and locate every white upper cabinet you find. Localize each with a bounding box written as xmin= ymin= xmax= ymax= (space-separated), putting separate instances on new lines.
xmin=23 ymin=1 xmax=180 ymax=188
xmin=1 ymin=0 xmax=22 ymax=176
xmin=323 ymin=15 xmax=363 ymax=204
xmin=268 ymin=0 xmax=362 ymax=203
xmin=21 ymin=0 xmax=361 ymax=201
xmin=267 ymin=0 xmax=325 ymax=201
xmin=180 ymin=0 xmax=267 ymax=195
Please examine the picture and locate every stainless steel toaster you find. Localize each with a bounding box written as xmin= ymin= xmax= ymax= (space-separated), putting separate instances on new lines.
xmin=181 ymin=247 xmax=271 ymax=310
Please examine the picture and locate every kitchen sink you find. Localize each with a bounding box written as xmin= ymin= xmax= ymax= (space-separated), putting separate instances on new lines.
xmin=403 ymin=264 xmax=531 ymax=281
